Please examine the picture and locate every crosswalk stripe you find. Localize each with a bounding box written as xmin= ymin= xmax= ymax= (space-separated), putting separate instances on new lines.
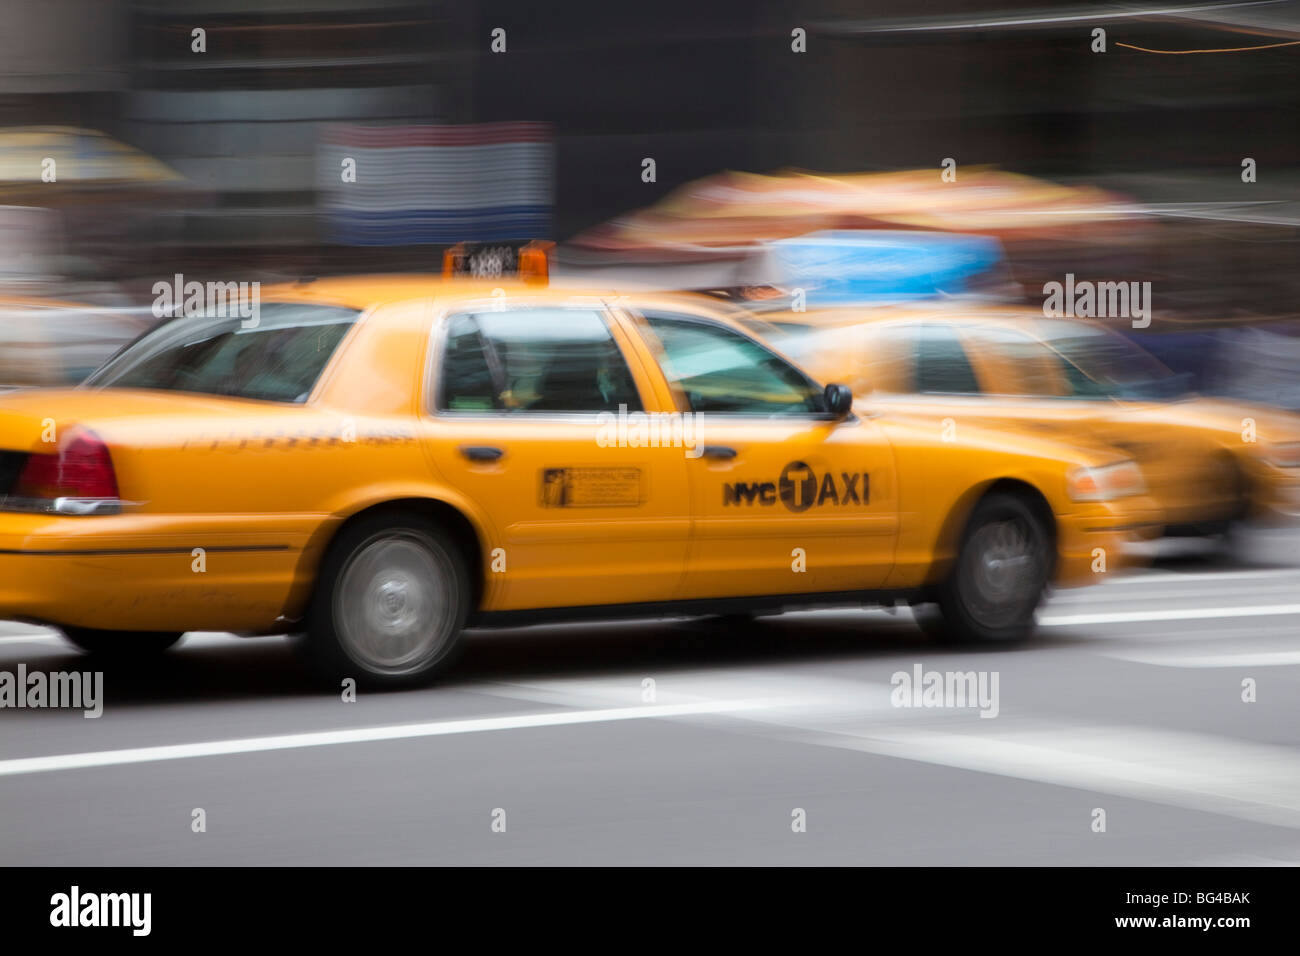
xmin=1040 ymin=603 xmax=1300 ymax=626
xmin=0 ymin=699 xmax=768 ymax=778
xmin=1106 ymin=649 xmax=1300 ymax=668
xmin=802 ymin=723 xmax=1300 ymax=830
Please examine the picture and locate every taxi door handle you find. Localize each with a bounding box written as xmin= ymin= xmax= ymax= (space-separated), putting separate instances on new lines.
xmin=460 ymin=445 xmax=504 ymax=462
xmin=700 ymin=445 xmax=737 ymax=460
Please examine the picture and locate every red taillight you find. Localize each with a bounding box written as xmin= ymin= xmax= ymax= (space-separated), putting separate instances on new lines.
xmin=14 ymin=429 xmax=119 ymax=502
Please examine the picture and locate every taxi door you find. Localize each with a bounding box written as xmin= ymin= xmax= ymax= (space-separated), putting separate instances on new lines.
xmin=421 ymin=299 xmax=692 ymax=612
xmin=615 ymin=305 xmax=899 ymax=601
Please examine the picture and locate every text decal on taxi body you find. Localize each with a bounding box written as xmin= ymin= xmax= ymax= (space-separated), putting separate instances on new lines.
xmin=723 ymin=461 xmax=869 ymax=512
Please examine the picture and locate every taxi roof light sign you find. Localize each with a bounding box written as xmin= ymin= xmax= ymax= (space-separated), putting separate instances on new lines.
xmin=443 ymin=240 xmax=553 ymax=285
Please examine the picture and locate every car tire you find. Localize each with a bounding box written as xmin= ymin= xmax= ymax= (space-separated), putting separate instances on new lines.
xmin=61 ymin=628 xmax=185 ymax=656
xmin=927 ymin=493 xmax=1050 ymax=643
xmin=300 ymin=511 xmax=470 ymax=688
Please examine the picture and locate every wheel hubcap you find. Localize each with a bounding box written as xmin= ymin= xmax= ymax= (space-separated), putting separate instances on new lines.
xmin=335 ymin=535 xmax=452 ymax=673
xmin=967 ymin=518 xmax=1038 ymax=618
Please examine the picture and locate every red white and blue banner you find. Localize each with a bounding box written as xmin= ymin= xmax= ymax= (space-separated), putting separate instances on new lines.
xmin=318 ymin=122 xmax=553 ymax=245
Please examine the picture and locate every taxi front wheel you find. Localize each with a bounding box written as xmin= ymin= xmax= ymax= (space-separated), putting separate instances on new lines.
xmin=300 ymin=512 xmax=470 ymax=688
xmin=61 ymin=628 xmax=184 ymax=656
xmin=927 ymin=493 xmax=1050 ymax=644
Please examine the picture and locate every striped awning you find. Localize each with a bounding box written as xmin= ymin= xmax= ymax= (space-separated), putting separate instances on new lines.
xmin=318 ymin=122 xmax=554 ymax=245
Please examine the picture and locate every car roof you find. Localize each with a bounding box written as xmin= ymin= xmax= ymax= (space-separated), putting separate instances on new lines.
xmin=259 ymin=274 xmax=546 ymax=309
xmin=259 ymin=274 xmax=764 ymax=332
xmin=766 ymin=302 xmax=1057 ymax=334
xmin=259 ymin=273 xmax=737 ymax=312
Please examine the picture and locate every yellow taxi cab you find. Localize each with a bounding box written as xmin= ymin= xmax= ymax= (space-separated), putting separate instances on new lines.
xmin=747 ymin=301 xmax=1300 ymax=537
xmin=0 ymin=270 xmax=1159 ymax=685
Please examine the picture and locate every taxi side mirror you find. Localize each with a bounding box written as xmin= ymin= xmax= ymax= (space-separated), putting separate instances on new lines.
xmin=825 ymin=383 xmax=853 ymax=419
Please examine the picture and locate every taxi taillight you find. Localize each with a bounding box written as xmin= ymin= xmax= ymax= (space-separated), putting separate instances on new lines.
xmin=10 ymin=428 xmax=120 ymax=511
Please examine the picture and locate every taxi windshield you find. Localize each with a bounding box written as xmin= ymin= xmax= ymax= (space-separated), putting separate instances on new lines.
xmin=1035 ymin=320 xmax=1190 ymax=400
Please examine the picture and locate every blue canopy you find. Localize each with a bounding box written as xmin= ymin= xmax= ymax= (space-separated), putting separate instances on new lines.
xmin=749 ymin=230 xmax=1006 ymax=305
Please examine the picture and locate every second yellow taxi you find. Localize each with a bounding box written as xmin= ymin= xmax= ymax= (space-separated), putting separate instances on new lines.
xmin=747 ymin=301 xmax=1300 ymax=540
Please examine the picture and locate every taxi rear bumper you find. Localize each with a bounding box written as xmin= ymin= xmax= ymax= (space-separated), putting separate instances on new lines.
xmin=0 ymin=512 xmax=315 ymax=633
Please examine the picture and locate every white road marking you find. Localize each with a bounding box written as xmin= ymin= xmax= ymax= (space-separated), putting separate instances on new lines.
xmin=477 ymin=671 xmax=898 ymax=718
xmin=1076 ymin=621 xmax=1300 ymax=644
xmin=1040 ymin=603 xmax=1300 ymax=627
xmin=804 ymin=722 xmax=1300 ymax=830
xmin=473 ymin=673 xmax=1300 ymax=834
xmin=1102 ymin=568 xmax=1300 ymax=586
xmin=0 ymin=699 xmax=767 ymax=778
xmin=1107 ymin=649 xmax=1300 ymax=668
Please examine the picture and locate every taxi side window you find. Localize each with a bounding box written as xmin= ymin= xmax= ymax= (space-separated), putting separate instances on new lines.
xmin=966 ymin=326 xmax=1077 ymax=397
xmin=857 ymin=324 xmax=918 ymax=393
xmin=440 ymin=315 xmax=500 ymax=410
xmin=912 ymin=324 xmax=980 ymax=394
xmin=438 ymin=309 xmax=643 ymax=413
xmin=640 ymin=313 xmax=827 ymax=416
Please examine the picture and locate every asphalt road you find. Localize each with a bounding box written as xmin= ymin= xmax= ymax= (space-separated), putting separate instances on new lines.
xmin=4 ymin=541 xmax=1300 ymax=866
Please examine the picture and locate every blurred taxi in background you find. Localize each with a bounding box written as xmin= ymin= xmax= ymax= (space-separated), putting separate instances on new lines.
xmin=752 ymin=302 xmax=1300 ymax=538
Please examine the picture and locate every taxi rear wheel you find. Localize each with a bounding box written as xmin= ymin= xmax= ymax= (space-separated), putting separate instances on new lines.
xmin=929 ymin=493 xmax=1050 ymax=643
xmin=302 ymin=512 xmax=470 ymax=687
xmin=61 ymin=628 xmax=184 ymax=656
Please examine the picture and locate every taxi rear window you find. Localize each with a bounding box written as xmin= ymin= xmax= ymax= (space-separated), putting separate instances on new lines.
xmin=84 ymin=304 xmax=359 ymax=403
